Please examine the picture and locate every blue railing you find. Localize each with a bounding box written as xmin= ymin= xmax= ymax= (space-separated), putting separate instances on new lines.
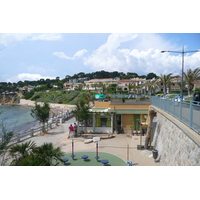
xmin=151 ymin=96 xmax=200 ymax=134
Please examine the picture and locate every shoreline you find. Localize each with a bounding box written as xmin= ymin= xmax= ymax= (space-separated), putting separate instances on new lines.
xmin=0 ymin=100 xmax=76 ymax=137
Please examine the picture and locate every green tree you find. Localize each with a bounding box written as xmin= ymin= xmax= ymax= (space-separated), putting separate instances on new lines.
xmin=32 ymin=143 xmax=64 ymax=166
xmin=106 ymin=84 xmax=117 ymax=94
xmin=146 ymin=72 xmax=158 ymax=80
xmin=9 ymin=141 xmax=36 ymax=165
xmin=184 ymin=67 xmax=200 ymax=96
xmin=9 ymin=142 xmax=64 ymax=166
xmin=30 ymin=102 xmax=50 ymax=134
xmin=98 ymin=82 xmax=106 ymax=94
xmin=0 ymin=124 xmax=14 ymax=166
xmin=159 ymin=73 xmax=173 ymax=94
xmin=72 ymin=99 xmax=90 ymax=133
xmin=144 ymin=79 xmax=159 ymax=95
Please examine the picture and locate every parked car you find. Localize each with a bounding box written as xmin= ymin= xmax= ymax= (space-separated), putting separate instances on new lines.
xmin=174 ymin=95 xmax=188 ymax=102
xmin=193 ymin=92 xmax=200 ymax=104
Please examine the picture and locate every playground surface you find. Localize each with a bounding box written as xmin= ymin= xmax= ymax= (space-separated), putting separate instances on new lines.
xmin=56 ymin=152 xmax=127 ymax=166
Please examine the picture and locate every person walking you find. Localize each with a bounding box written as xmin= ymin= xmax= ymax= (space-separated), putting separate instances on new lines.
xmin=74 ymin=122 xmax=77 ymax=137
xmin=68 ymin=124 xmax=74 ymax=138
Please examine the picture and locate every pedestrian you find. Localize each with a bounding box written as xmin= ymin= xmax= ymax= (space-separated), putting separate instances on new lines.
xmin=68 ymin=124 xmax=74 ymax=138
xmin=74 ymin=122 xmax=77 ymax=137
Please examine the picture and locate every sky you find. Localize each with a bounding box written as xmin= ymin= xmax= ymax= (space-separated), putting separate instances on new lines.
xmin=0 ymin=33 xmax=200 ymax=83
xmin=0 ymin=1 xmax=200 ymax=83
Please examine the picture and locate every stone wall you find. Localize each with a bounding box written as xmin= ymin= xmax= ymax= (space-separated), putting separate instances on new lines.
xmin=151 ymin=106 xmax=200 ymax=166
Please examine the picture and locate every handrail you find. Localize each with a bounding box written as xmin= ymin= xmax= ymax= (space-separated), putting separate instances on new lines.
xmin=151 ymin=96 xmax=200 ymax=135
xmin=12 ymin=113 xmax=74 ymax=143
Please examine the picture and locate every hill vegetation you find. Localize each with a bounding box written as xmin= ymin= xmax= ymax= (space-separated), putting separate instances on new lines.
xmin=0 ymin=70 xmax=158 ymax=93
xmin=0 ymin=70 xmax=157 ymax=104
xmin=28 ymin=90 xmax=94 ymax=105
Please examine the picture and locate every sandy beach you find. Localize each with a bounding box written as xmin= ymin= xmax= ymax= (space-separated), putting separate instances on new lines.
xmin=19 ymin=99 xmax=76 ymax=118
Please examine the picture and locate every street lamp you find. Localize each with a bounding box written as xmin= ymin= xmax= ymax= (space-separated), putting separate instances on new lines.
xmin=161 ymin=46 xmax=200 ymax=100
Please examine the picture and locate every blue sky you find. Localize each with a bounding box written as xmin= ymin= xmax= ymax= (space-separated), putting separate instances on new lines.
xmin=0 ymin=1 xmax=200 ymax=83
xmin=0 ymin=33 xmax=199 ymax=83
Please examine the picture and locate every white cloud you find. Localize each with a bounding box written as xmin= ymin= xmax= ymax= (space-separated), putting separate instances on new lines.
xmin=74 ymin=49 xmax=88 ymax=58
xmin=5 ymin=73 xmax=56 ymax=82
xmin=53 ymin=49 xmax=87 ymax=60
xmin=83 ymin=33 xmax=200 ymax=75
xmin=52 ymin=52 xmax=71 ymax=59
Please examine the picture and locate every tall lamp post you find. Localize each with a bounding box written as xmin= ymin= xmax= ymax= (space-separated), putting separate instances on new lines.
xmin=161 ymin=46 xmax=200 ymax=100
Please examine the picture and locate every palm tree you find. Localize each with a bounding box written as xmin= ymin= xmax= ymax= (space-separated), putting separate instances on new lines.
xmin=9 ymin=142 xmax=64 ymax=166
xmin=33 ymin=143 xmax=64 ymax=166
xmin=9 ymin=141 xmax=36 ymax=165
xmin=166 ymin=78 xmax=173 ymax=94
xmin=144 ymin=79 xmax=159 ymax=95
xmin=159 ymin=73 xmax=173 ymax=94
xmin=31 ymin=102 xmax=50 ymax=134
xmin=184 ymin=67 xmax=200 ymax=96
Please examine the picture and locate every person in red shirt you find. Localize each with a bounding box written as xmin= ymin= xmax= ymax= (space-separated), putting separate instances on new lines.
xmin=68 ymin=124 xmax=74 ymax=138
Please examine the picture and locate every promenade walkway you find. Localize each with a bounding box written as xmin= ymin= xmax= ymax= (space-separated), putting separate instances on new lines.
xmin=25 ymin=117 xmax=159 ymax=166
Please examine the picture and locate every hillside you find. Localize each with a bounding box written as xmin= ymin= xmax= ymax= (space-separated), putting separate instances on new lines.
xmin=27 ymin=90 xmax=92 ymax=105
xmin=0 ymin=93 xmax=21 ymax=105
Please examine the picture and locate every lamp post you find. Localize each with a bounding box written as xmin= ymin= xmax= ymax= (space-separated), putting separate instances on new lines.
xmin=161 ymin=46 xmax=200 ymax=100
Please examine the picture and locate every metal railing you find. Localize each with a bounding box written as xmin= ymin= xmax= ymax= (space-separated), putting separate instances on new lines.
xmin=151 ymin=96 xmax=200 ymax=134
xmin=11 ymin=113 xmax=74 ymax=143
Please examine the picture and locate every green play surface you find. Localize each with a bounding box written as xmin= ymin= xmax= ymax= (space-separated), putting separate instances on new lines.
xmin=56 ymin=151 xmax=127 ymax=166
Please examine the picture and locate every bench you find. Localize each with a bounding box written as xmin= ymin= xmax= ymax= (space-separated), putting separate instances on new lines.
xmin=82 ymin=133 xmax=115 ymax=139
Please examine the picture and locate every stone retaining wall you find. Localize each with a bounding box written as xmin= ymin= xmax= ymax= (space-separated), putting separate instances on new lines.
xmin=151 ymin=106 xmax=200 ymax=166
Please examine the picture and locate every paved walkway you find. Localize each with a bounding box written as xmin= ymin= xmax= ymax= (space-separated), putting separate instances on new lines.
xmin=25 ymin=117 xmax=160 ymax=166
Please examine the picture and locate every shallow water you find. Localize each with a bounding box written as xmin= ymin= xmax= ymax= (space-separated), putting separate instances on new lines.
xmin=0 ymin=105 xmax=38 ymax=134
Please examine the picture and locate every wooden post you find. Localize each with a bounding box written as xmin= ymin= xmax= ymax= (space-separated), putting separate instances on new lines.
xmin=71 ymin=139 xmax=74 ymax=158
xmin=96 ymin=142 xmax=98 ymax=158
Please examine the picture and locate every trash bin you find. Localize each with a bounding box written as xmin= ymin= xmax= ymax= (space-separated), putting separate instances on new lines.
xmin=152 ymin=149 xmax=158 ymax=160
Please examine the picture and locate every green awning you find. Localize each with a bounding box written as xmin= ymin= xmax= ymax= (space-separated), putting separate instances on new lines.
xmin=108 ymin=109 xmax=148 ymax=114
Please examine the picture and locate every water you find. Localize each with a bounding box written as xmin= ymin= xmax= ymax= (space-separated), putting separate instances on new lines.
xmin=0 ymin=105 xmax=38 ymax=134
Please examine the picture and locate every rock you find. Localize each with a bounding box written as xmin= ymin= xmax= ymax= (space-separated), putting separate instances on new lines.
xmin=141 ymin=150 xmax=152 ymax=157
xmin=84 ymin=139 xmax=93 ymax=144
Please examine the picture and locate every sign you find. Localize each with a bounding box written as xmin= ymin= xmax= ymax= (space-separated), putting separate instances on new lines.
xmin=94 ymin=94 xmax=104 ymax=99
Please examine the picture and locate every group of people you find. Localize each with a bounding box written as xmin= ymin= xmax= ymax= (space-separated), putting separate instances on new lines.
xmin=68 ymin=123 xmax=78 ymax=138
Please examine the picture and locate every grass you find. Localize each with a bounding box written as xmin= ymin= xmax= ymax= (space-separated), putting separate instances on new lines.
xmin=55 ymin=151 xmax=127 ymax=166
